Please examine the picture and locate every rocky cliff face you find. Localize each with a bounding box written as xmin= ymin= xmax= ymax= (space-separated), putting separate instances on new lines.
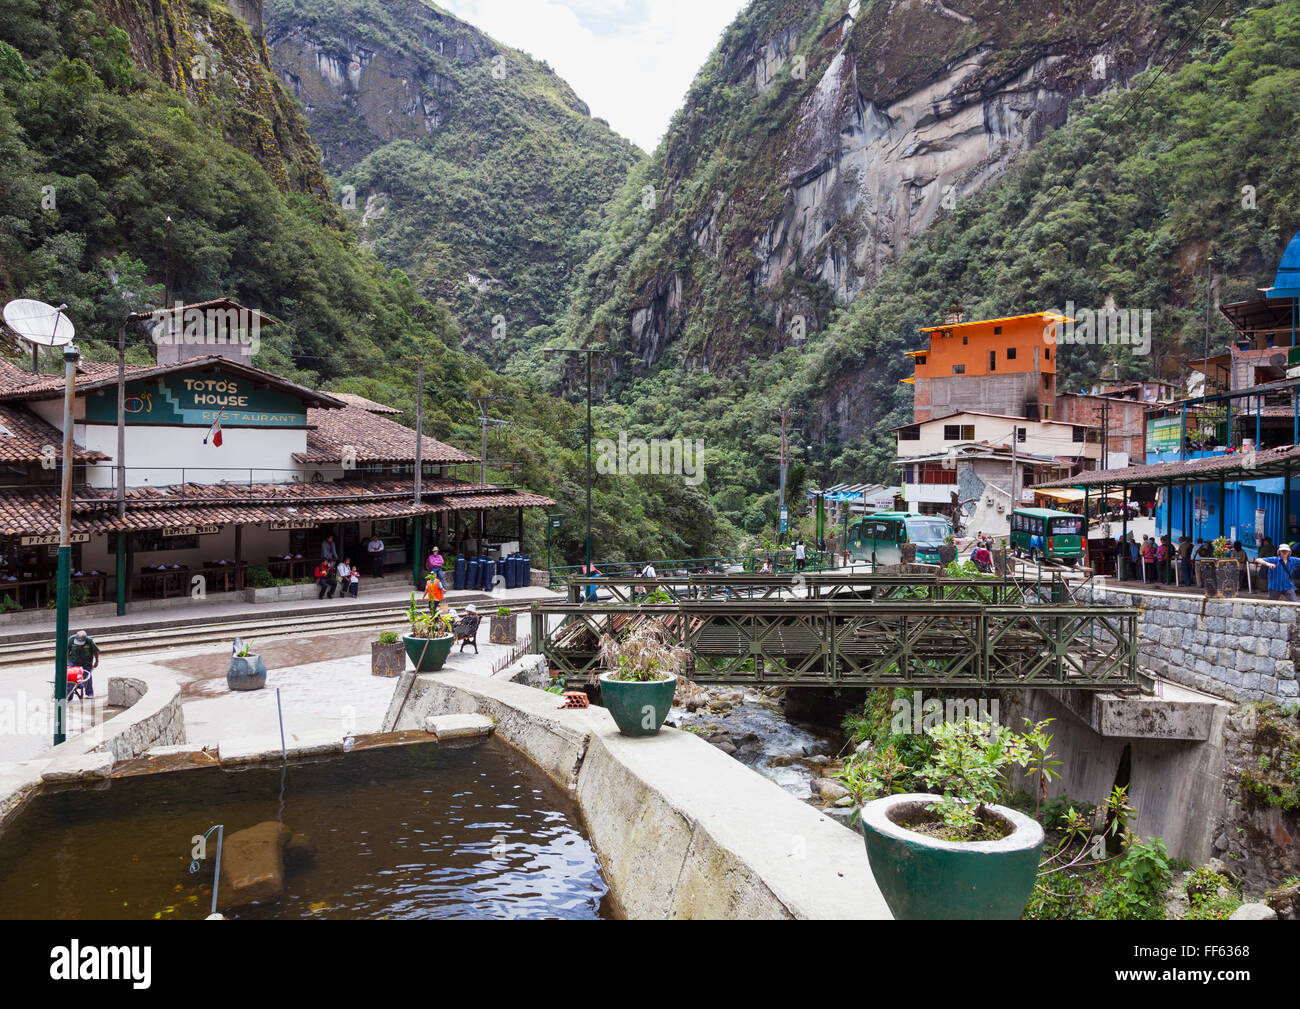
xmin=101 ymin=0 xmax=329 ymax=197
xmin=566 ymin=0 xmax=1171 ymax=376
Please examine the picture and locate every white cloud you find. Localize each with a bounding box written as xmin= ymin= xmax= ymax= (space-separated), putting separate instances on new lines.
xmin=440 ymin=0 xmax=749 ymax=152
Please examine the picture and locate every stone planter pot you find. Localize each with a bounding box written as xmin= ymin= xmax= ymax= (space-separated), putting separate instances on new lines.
xmin=1195 ymin=558 xmax=1221 ymax=597
xmin=371 ymin=640 xmax=406 ymax=677
xmin=936 ymin=544 xmax=957 ymax=567
xmin=1214 ymin=558 xmax=1241 ymax=598
xmin=227 ymin=654 xmax=267 ymax=691
xmin=900 ymin=543 xmax=917 ymax=563
xmin=598 ymin=672 xmax=677 ymax=737
xmin=489 ymin=614 xmax=516 ymax=645
xmin=402 ymin=634 xmax=454 ymax=672
xmin=859 ymin=793 xmax=1044 ymax=920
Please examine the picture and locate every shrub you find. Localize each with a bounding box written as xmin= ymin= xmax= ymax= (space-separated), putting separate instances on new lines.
xmin=377 ymin=631 xmax=399 ymax=644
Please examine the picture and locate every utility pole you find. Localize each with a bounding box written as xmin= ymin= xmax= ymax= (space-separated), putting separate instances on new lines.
xmin=1010 ymin=423 xmax=1019 ymax=512
xmin=55 ymin=338 xmax=78 ymax=745
xmin=472 ymin=395 xmax=511 ymax=486
xmin=412 ymin=359 xmax=424 ymax=589
xmin=1204 ymin=249 xmax=1215 ymax=393
xmin=543 ymin=347 xmax=602 ymax=574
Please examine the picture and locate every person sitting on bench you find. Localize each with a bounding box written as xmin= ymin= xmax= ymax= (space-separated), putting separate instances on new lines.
xmin=453 ymin=604 xmax=481 ymax=652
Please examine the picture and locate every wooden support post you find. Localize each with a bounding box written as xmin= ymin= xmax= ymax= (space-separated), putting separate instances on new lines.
xmin=115 ymin=531 xmax=126 ymax=616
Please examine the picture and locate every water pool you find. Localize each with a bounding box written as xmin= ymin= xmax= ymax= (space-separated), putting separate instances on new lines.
xmin=0 ymin=739 xmax=612 ymax=920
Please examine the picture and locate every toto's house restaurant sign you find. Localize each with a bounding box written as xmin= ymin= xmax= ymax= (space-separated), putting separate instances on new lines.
xmin=85 ymin=375 xmax=308 ymax=427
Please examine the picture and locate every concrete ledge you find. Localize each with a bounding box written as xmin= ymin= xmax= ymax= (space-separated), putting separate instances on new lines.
xmin=1054 ymin=683 xmax=1225 ymax=741
xmin=423 ymin=713 xmax=494 ymax=740
xmin=216 ymin=729 xmax=344 ymax=765
xmin=41 ymin=750 xmax=114 ymax=783
xmin=389 ymin=667 xmax=890 ymax=920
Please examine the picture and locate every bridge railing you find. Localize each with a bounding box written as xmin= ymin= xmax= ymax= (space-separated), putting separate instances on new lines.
xmin=530 ymin=598 xmax=1138 ymax=690
xmin=560 ymin=570 xmax=1081 ymax=605
xmin=548 ymin=552 xmax=834 ymax=589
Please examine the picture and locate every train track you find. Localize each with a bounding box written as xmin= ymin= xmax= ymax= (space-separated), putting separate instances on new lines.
xmin=0 ymin=599 xmax=535 ymax=668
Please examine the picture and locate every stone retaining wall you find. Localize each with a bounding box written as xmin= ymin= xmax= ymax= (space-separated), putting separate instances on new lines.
xmin=1105 ymin=588 xmax=1300 ymax=704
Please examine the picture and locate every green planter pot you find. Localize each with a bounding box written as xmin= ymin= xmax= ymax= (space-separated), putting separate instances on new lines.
xmin=860 ymin=793 xmax=1044 ymax=920
xmin=598 ymin=672 xmax=677 ymax=736
xmin=402 ymin=634 xmax=454 ymax=672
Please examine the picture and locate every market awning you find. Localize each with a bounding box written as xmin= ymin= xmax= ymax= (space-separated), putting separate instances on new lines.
xmin=1033 ymin=487 xmax=1125 ymax=503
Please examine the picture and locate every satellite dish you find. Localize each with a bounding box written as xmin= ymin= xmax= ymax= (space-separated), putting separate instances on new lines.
xmin=3 ymin=299 xmax=74 ymax=347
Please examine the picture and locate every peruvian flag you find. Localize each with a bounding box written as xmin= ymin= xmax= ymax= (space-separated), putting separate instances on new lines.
xmin=204 ymin=415 xmax=223 ymax=448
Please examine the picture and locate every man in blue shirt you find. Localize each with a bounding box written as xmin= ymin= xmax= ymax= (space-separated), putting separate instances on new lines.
xmin=1258 ymin=542 xmax=1300 ymax=601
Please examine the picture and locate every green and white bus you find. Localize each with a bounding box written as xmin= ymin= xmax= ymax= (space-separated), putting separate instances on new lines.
xmin=1009 ymin=508 xmax=1085 ymax=564
xmin=846 ymin=511 xmax=952 ymax=565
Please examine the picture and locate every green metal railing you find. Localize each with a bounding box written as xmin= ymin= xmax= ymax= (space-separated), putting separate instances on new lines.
xmin=547 ymin=551 xmax=834 ymax=589
xmin=530 ymin=598 xmax=1138 ymax=689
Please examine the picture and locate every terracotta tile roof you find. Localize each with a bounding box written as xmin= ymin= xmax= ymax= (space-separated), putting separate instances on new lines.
xmin=298 ymin=405 xmax=477 ymax=465
xmin=0 ymin=478 xmax=553 ymax=537
xmin=1034 ymin=444 xmax=1300 ymax=489
xmin=0 ymin=355 xmax=346 ymax=408
xmin=0 ymin=404 xmax=109 ymax=464
xmin=328 ymin=392 xmax=403 ymax=414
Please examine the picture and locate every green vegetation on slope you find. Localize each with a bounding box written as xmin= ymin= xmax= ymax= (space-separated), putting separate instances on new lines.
xmin=264 ymin=0 xmax=643 ymax=367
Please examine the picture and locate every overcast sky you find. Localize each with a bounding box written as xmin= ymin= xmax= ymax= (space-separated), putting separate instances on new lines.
xmin=440 ymin=0 xmax=750 ymax=152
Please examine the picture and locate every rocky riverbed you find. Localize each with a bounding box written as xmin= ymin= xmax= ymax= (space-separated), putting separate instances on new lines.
xmin=666 ymin=681 xmax=857 ymax=823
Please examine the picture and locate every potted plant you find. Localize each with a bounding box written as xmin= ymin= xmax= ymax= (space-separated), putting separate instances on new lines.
xmin=1209 ymin=535 xmax=1242 ymax=597
xmin=227 ymin=637 xmax=267 ymax=691
xmin=596 ymin=620 xmax=690 ymax=736
xmin=849 ymin=718 xmax=1045 ymax=920
xmin=489 ymin=604 xmax=516 ymax=645
xmin=371 ymin=630 xmax=405 ymax=677
xmin=401 ymin=593 xmax=455 ymax=672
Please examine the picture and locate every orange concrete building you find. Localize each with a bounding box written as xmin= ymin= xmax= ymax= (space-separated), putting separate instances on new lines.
xmin=905 ymin=312 xmax=1066 ymax=423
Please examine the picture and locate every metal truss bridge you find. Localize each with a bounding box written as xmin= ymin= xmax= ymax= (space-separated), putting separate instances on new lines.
xmin=533 ymin=573 xmax=1136 ymax=689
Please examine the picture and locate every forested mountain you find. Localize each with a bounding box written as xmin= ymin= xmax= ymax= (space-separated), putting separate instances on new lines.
xmin=5 ymin=0 xmax=1299 ymax=558
xmin=0 ymin=0 xmax=717 ymax=565
xmin=262 ymin=0 xmax=643 ymax=367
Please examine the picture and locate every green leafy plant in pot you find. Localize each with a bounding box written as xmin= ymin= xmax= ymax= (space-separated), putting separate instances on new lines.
xmin=849 ymin=717 xmax=1047 ymax=920
xmin=596 ymin=619 xmax=690 ymax=736
xmin=401 ymin=592 xmax=455 ymax=672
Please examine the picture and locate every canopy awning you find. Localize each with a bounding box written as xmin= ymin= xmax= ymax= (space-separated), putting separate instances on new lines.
xmin=1034 ymin=487 xmax=1124 ymax=503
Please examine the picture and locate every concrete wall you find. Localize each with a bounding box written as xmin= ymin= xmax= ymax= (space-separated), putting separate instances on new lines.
xmin=0 ymin=667 xmax=185 ymax=827
xmin=1000 ymin=689 xmax=1230 ymax=864
xmin=385 ymin=661 xmax=890 ymax=920
xmin=1107 ymin=587 xmax=1300 ymax=704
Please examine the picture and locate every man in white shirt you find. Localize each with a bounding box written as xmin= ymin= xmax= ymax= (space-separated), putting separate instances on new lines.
xmin=794 ymin=540 xmax=807 ymax=572
xmin=367 ymin=534 xmax=385 ymax=577
xmin=640 ymin=562 xmax=657 ymax=578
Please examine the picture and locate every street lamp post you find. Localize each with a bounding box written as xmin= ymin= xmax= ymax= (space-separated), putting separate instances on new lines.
xmin=54 ymin=341 xmax=79 ymax=744
xmin=544 ymin=347 xmax=601 ymax=574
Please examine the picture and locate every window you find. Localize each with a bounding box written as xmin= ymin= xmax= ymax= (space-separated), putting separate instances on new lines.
xmin=899 ymin=426 xmax=920 ymax=440
xmin=994 ymin=326 xmax=1002 ymax=335
xmin=989 ymin=350 xmax=996 ymax=372
xmin=943 ymin=424 xmax=975 ymax=440
xmin=962 ymin=335 xmax=968 ymax=345
xmin=1016 ymin=427 xmax=1027 ymax=443
xmin=1050 ymin=517 xmax=1084 ymax=536
xmin=1007 ymin=347 xmax=1016 ymax=360
xmin=1072 ymin=426 xmax=1085 ymax=443
xmin=915 ymin=354 xmax=926 ymax=365
xmin=952 ymin=363 xmax=965 ymax=374
xmin=1045 ymin=347 xmax=1051 ymax=360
